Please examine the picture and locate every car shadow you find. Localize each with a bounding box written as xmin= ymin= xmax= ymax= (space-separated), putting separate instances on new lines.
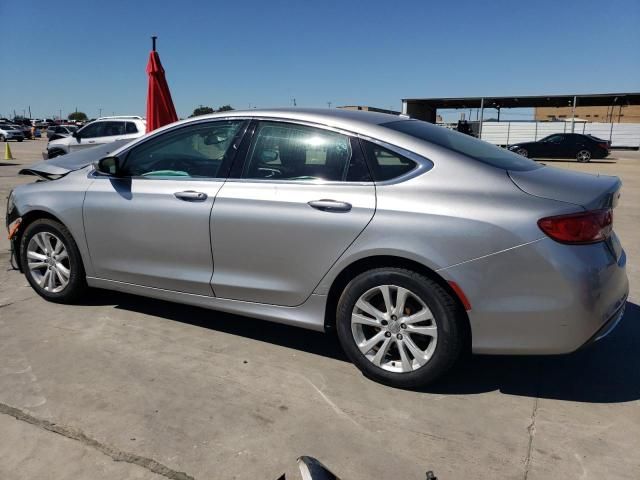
xmin=81 ymin=290 xmax=640 ymax=403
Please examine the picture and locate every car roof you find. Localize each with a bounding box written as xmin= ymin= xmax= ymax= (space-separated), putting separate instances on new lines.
xmin=142 ymin=108 xmax=405 ymax=143
xmin=197 ymin=107 xmax=400 ymax=128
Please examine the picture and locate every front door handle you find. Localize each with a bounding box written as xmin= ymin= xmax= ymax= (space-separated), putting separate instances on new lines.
xmin=174 ymin=191 xmax=208 ymax=202
xmin=308 ymin=199 xmax=352 ymax=212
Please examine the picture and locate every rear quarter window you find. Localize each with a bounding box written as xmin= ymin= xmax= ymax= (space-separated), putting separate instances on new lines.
xmin=361 ymin=140 xmax=417 ymax=181
xmin=383 ymin=120 xmax=541 ymax=171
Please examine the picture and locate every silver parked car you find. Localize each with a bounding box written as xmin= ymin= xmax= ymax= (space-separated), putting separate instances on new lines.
xmin=6 ymin=109 xmax=628 ymax=387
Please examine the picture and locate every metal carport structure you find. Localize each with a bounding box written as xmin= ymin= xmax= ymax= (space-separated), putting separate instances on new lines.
xmin=402 ymin=92 xmax=640 ymax=136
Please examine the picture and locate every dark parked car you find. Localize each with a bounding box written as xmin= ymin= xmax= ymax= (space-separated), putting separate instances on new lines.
xmin=11 ymin=119 xmax=34 ymax=139
xmin=508 ymin=133 xmax=611 ymax=162
xmin=46 ymin=125 xmax=78 ymax=141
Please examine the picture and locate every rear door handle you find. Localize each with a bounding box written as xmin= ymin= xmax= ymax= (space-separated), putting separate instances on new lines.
xmin=308 ymin=199 xmax=352 ymax=212
xmin=174 ymin=191 xmax=208 ymax=202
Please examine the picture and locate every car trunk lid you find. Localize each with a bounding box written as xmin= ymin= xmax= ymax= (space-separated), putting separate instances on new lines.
xmin=508 ymin=165 xmax=621 ymax=210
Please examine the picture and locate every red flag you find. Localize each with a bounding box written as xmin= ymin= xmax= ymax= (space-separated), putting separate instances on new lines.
xmin=145 ymin=50 xmax=178 ymax=133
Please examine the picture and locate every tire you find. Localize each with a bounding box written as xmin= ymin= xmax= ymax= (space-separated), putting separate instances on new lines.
xmin=516 ymin=148 xmax=528 ymax=157
xmin=0 ymin=135 xmax=5 ymax=142
xmin=20 ymin=219 xmax=87 ymax=303
xmin=336 ymin=268 xmax=465 ymax=388
xmin=17 ymin=138 xmax=23 ymax=142
xmin=576 ymin=149 xmax=591 ymax=162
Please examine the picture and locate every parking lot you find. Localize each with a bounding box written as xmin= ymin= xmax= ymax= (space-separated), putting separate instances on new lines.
xmin=0 ymin=138 xmax=638 ymax=479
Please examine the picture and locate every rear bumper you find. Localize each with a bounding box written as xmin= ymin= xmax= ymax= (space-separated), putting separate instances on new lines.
xmin=441 ymin=235 xmax=629 ymax=355
xmin=580 ymin=299 xmax=626 ymax=349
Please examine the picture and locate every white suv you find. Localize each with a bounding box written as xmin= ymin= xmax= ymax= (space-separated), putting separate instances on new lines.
xmin=46 ymin=116 xmax=146 ymax=158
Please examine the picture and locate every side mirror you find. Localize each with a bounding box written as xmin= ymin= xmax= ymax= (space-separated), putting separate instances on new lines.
xmin=72 ymin=131 xmax=80 ymax=139
xmin=94 ymin=156 xmax=122 ymax=176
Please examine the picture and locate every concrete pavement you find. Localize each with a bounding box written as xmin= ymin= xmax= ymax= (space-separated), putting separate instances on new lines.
xmin=1 ymin=138 xmax=638 ymax=479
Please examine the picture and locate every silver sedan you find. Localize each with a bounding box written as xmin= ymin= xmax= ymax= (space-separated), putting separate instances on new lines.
xmin=6 ymin=109 xmax=629 ymax=387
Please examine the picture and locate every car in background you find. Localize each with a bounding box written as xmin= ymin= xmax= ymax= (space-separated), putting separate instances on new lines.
xmin=46 ymin=116 xmax=146 ymax=158
xmin=0 ymin=124 xmax=25 ymax=142
xmin=46 ymin=125 xmax=78 ymax=141
xmin=7 ymin=109 xmax=628 ymax=388
xmin=508 ymin=133 xmax=611 ymax=162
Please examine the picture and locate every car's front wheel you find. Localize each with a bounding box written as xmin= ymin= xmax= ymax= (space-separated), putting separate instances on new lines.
xmin=515 ymin=148 xmax=528 ymax=157
xmin=336 ymin=268 xmax=465 ymax=388
xmin=20 ymin=219 xmax=87 ymax=303
xmin=576 ymin=149 xmax=592 ymax=162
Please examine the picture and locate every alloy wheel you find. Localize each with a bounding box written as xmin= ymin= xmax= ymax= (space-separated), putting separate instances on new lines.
xmin=26 ymin=232 xmax=71 ymax=293
xmin=351 ymin=284 xmax=438 ymax=373
xmin=577 ymin=150 xmax=591 ymax=162
xmin=516 ymin=148 xmax=528 ymax=157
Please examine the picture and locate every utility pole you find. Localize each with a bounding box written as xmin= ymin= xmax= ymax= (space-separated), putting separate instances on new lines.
xmin=28 ymin=106 xmax=31 ymax=118
xmin=327 ymin=101 xmax=332 ymax=108
xmin=291 ymin=98 xmax=297 ymax=107
xmin=59 ymin=109 xmax=62 ymax=120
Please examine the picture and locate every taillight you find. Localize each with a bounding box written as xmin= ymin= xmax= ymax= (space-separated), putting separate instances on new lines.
xmin=598 ymin=142 xmax=610 ymax=150
xmin=538 ymin=209 xmax=613 ymax=244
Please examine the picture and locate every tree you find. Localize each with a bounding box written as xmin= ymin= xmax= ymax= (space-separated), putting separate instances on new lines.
xmin=217 ymin=105 xmax=234 ymax=112
xmin=68 ymin=111 xmax=88 ymax=121
xmin=190 ymin=106 xmax=215 ymax=117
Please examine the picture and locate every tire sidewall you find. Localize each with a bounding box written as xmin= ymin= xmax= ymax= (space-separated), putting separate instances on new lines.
xmin=336 ymin=269 xmax=461 ymax=388
xmin=20 ymin=219 xmax=85 ymax=302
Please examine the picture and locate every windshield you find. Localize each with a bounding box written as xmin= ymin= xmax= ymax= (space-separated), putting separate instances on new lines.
xmin=383 ymin=120 xmax=540 ymax=171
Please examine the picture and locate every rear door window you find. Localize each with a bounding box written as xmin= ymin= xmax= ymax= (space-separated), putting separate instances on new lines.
xmin=102 ymin=121 xmax=126 ymax=137
xmin=242 ymin=121 xmax=361 ymax=182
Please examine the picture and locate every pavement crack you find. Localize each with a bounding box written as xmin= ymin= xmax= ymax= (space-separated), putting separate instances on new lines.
xmin=0 ymin=297 xmax=33 ymax=309
xmin=523 ymin=397 xmax=539 ymax=480
xmin=0 ymin=402 xmax=195 ymax=480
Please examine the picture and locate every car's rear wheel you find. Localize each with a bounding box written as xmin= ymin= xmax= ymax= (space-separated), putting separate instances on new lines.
xmin=336 ymin=268 xmax=464 ymax=388
xmin=20 ymin=219 xmax=87 ymax=303
xmin=516 ymin=148 xmax=528 ymax=157
xmin=576 ymin=149 xmax=592 ymax=162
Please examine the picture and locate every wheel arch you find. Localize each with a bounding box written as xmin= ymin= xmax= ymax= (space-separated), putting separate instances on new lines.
xmin=13 ymin=210 xmax=77 ymax=271
xmin=323 ymin=255 xmax=471 ymax=351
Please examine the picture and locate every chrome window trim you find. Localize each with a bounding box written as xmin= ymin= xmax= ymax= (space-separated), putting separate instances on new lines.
xmin=106 ymin=115 xmax=434 ymax=185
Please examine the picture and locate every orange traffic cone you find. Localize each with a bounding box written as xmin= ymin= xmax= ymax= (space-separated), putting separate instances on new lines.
xmin=4 ymin=142 xmax=13 ymax=160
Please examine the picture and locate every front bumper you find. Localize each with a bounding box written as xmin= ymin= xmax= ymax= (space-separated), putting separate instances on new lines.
xmin=442 ymin=235 xmax=629 ymax=355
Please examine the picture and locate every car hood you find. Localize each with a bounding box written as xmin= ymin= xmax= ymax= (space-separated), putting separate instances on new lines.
xmin=509 ymin=165 xmax=621 ymax=210
xmin=20 ymin=140 xmax=131 ymax=179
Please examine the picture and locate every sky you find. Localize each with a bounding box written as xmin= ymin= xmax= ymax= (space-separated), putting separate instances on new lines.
xmin=1 ymin=0 xmax=639 ymax=121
